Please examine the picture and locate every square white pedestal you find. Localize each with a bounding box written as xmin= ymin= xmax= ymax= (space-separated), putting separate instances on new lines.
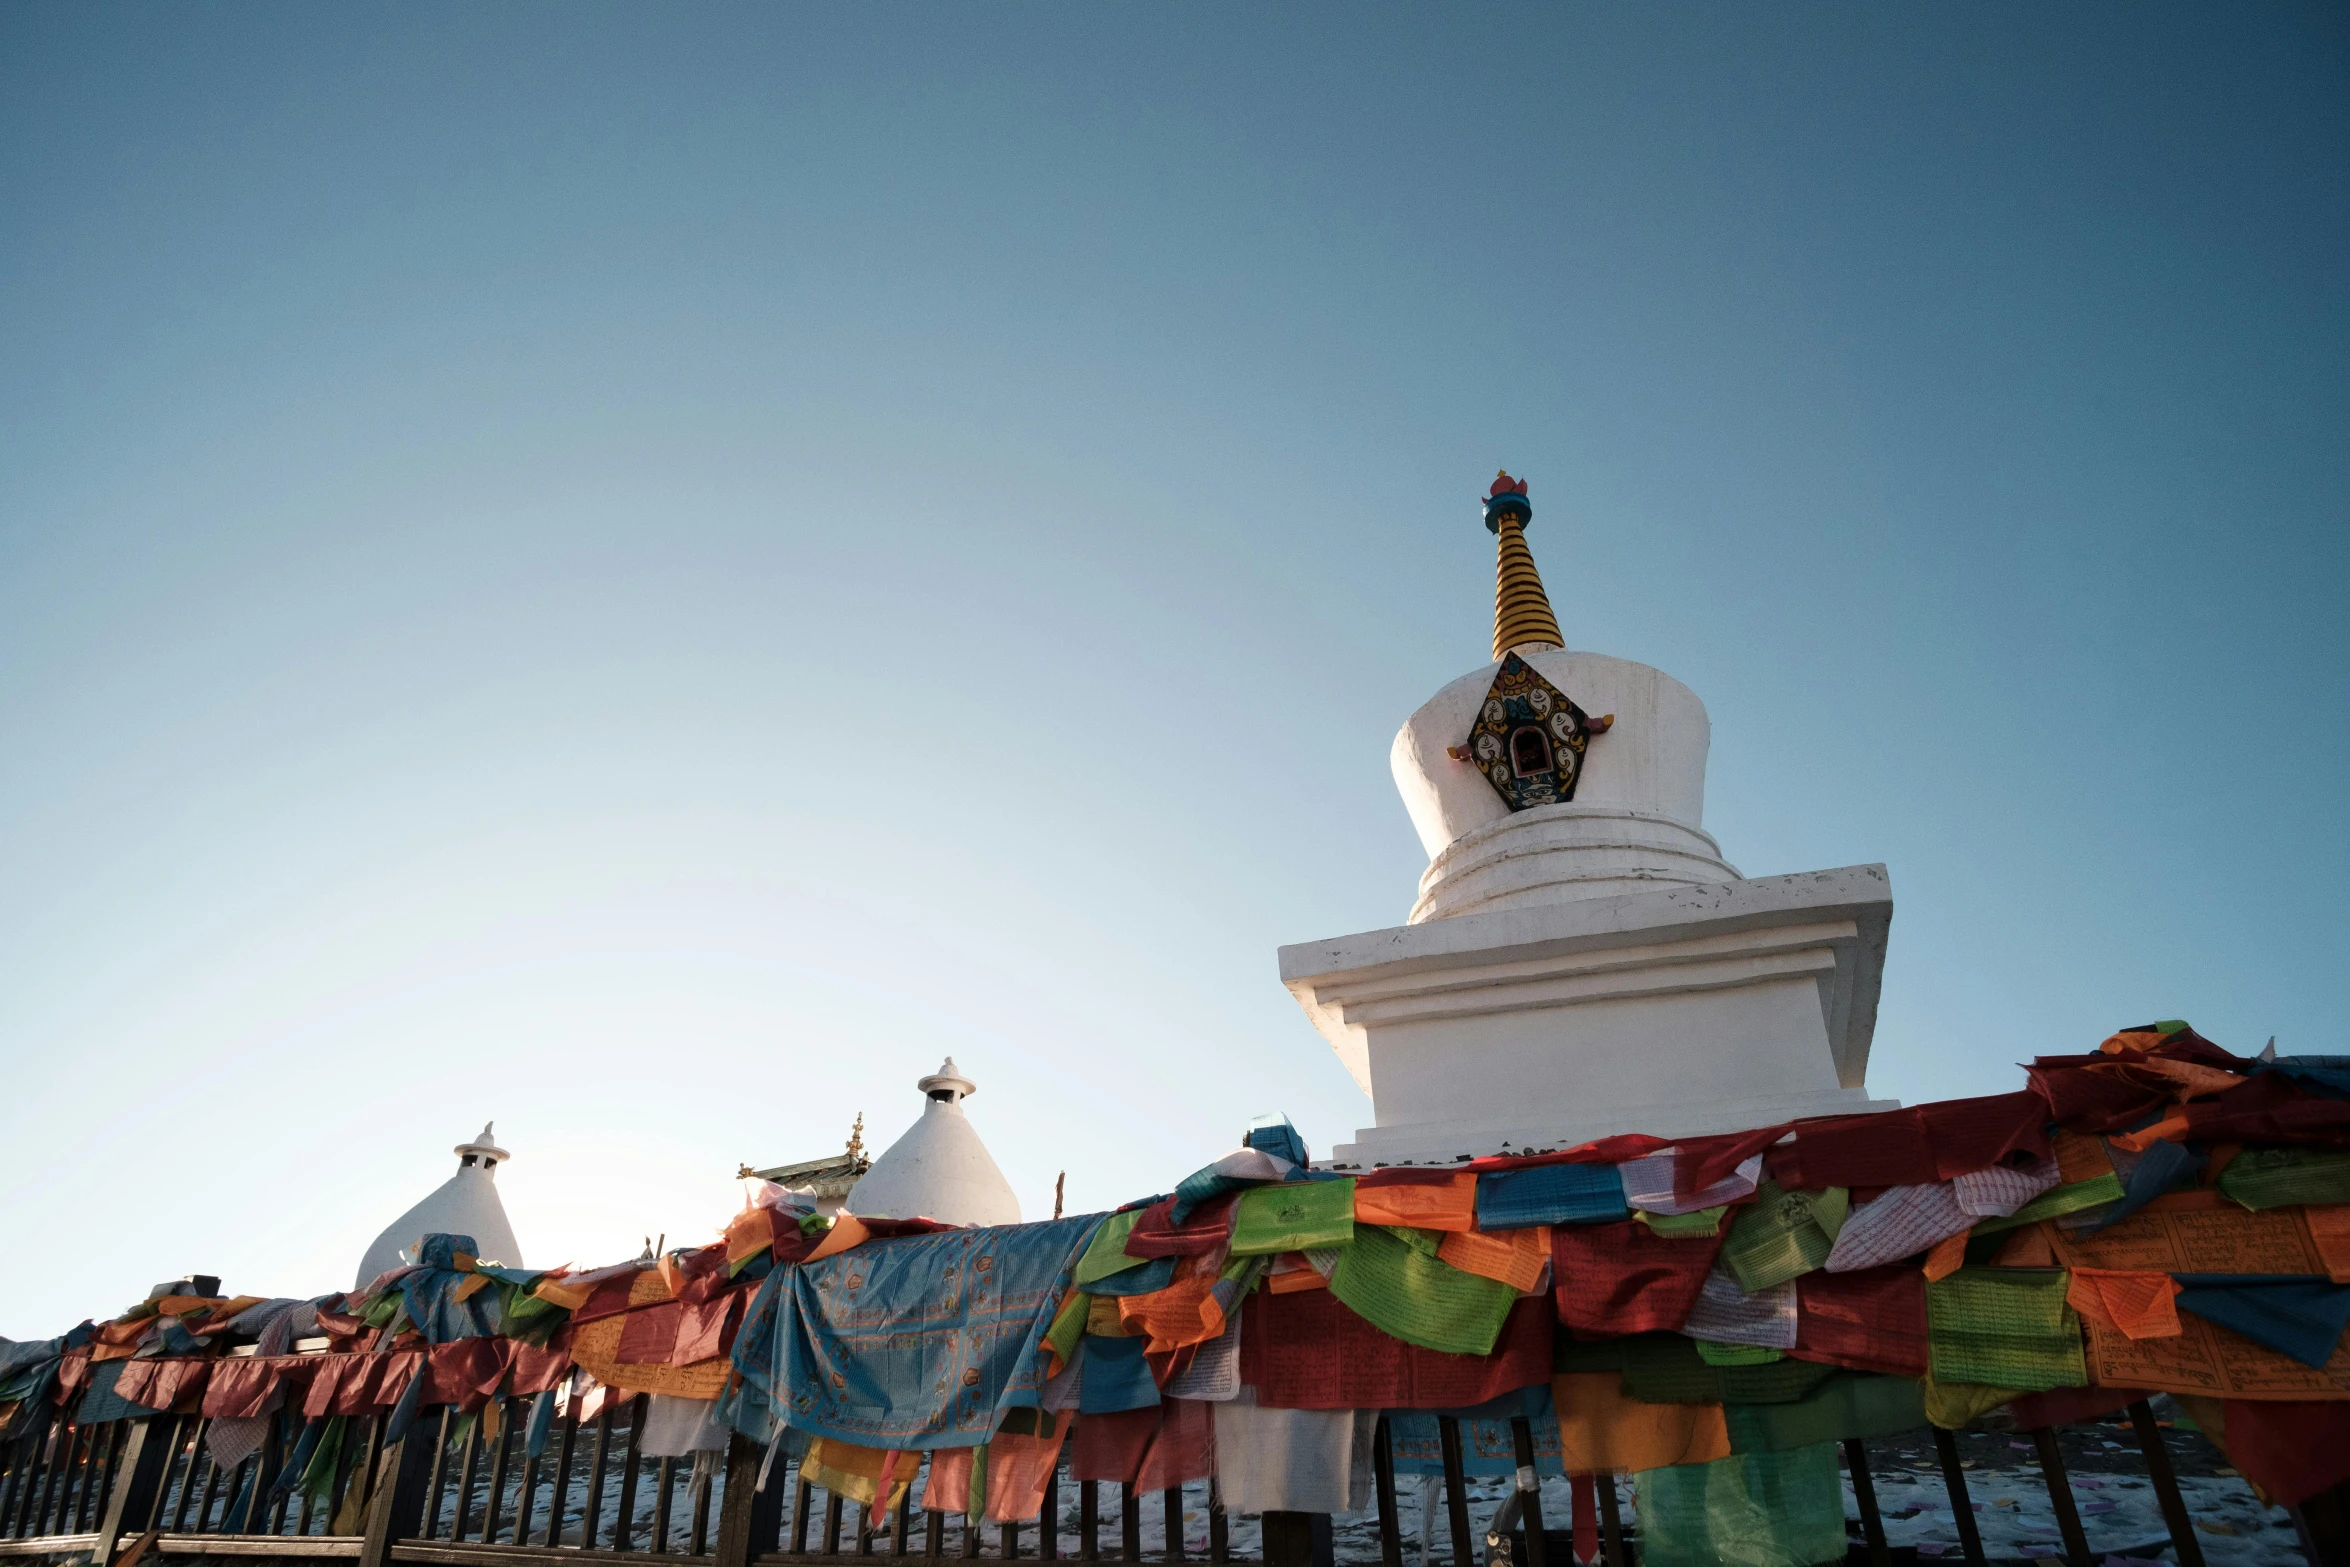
xmin=1278 ymin=865 xmax=1899 ymax=1168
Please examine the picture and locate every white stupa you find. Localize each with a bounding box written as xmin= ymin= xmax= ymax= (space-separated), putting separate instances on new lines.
xmin=1281 ymin=474 xmax=1896 ymax=1166
xmin=354 ymin=1124 xmax=525 ymax=1287
xmin=844 ymin=1060 xmax=1022 ymax=1228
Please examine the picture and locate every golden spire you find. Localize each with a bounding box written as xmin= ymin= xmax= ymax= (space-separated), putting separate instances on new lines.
xmin=1484 ymin=471 xmax=1562 ymax=660
xmin=845 ymin=1112 xmax=866 ymax=1165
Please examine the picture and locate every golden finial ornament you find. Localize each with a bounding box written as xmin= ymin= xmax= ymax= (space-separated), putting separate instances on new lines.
xmin=845 ymin=1112 xmax=866 ymax=1164
xmin=1483 ymin=471 xmax=1564 ymax=661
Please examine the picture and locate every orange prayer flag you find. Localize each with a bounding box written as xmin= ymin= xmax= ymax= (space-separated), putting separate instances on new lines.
xmin=1437 ymin=1226 xmax=1550 ymax=1293
xmin=2109 ymin=1115 xmax=2192 ymax=1155
xmin=1115 ymin=1271 xmax=1226 ymax=1356
xmin=1355 ymin=1174 xmax=1479 ymax=1233
xmin=1923 ymin=1231 xmax=1968 ymax=1282
xmin=806 ymin=1214 xmax=870 ymax=1262
xmin=1990 ymin=1225 xmax=2056 ymax=1269
xmin=2054 ymin=1129 xmax=2117 ymax=1181
xmin=1551 ymin=1371 xmax=1730 ymax=1476
xmin=2309 ymin=1205 xmax=2350 ymax=1285
xmin=2065 ymin=1269 xmax=2182 ymax=1340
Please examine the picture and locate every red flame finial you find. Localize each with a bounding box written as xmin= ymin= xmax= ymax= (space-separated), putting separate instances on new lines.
xmin=1489 ymin=470 xmax=1528 ymax=499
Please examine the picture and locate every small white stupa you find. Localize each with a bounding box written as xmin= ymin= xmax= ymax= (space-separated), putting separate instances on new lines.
xmin=845 ymin=1060 xmax=1021 ymax=1228
xmin=354 ymin=1124 xmax=525 ymax=1288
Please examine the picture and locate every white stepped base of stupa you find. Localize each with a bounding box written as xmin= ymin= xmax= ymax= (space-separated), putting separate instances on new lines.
xmin=1280 ymin=865 xmax=1898 ymax=1169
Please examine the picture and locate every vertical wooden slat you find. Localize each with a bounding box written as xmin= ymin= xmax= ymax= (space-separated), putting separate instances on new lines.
xmin=173 ymin=1423 xmax=212 ymax=1533
xmin=102 ymin=1422 xmax=130 ymax=1531
xmin=925 ymin=1491 xmax=945 ymax=1558
xmin=1594 ymin=1474 xmax=1627 ymax=1567
xmin=354 ymin=1415 xmax=388 ymax=1518
xmin=895 ymin=1462 xmax=916 ymax=1558
xmin=612 ymin=1396 xmax=647 ymax=1552
xmin=960 ymin=1498 xmax=980 ymax=1560
xmin=1081 ymin=1478 xmax=1099 ymax=1561
xmin=1119 ymin=1482 xmax=1140 ymax=1563
xmin=581 ymin=1405 xmax=616 ymax=1549
xmin=650 ymin=1456 xmax=677 ymax=1553
xmin=1038 ymin=1457 xmax=1059 ymax=1564
xmin=94 ymin=1418 xmax=173 ymax=1566
xmin=714 ymin=1431 xmax=783 ymax=1567
xmin=422 ymin=1410 xmax=457 ymax=1542
xmin=792 ymin=1473 xmax=816 ymax=1555
xmin=44 ymin=1427 xmax=85 ymax=1535
xmin=829 ymin=1489 xmax=850 ymax=1556
xmin=1509 ymin=1417 xmax=1548 ymax=1567
xmin=194 ymin=1443 xmax=228 ymax=1534
xmin=451 ymin=1415 xmax=483 ymax=1542
xmin=1371 ymin=1419 xmax=1402 ymax=1567
xmin=1206 ymin=1477 xmax=1227 ymax=1566
xmin=1002 ymin=1517 xmax=1021 ymax=1560
xmin=2028 ymin=1428 xmax=2093 ymax=1567
xmin=483 ymin=1407 xmax=515 ymax=1544
xmin=2127 ymin=1400 xmax=2207 ymax=1567
xmin=541 ymin=1412 xmax=580 ymax=1548
xmin=1164 ymin=1486 xmax=1184 ymax=1563
xmin=1437 ymin=1418 xmax=1472 ymax=1567
xmin=1842 ymin=1438 xmax=1890 ymax=1567
xmin=356 ymin=1426 xmax=439 ymax=1567
xmin=1929 ymin=1428 xmax=1986 ymax=1567
xmin=687 ymin=1453 xmax=715 ymax=1558
xmin=0 ymin=1441 xmax=25 ymax=1539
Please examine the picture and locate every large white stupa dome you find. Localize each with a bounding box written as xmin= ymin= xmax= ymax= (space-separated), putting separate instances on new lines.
xmin=354 ymin=1124 xmax=524 ymax=1288
xmin=1390 ymin=473 xmax=1738 ymax=923
xmin=846 ymin=1060 xmax=1021 ymax=1228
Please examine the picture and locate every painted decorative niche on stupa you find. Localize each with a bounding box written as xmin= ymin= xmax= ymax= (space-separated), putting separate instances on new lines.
xmin=1447 ymin=652 xmax=1613 ymax=811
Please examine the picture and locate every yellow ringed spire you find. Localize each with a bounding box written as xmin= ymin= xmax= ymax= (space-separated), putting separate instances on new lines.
xmin=1483 ymin=470 xmax=1563 ymax=660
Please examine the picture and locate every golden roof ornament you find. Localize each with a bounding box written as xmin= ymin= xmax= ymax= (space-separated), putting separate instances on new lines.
xmin=845 ymin=1111 xmax=867 ymax=1166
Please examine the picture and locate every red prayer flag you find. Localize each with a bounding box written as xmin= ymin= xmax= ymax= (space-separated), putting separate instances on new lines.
xmin=1785 ymin=1109 xmax=1938 ymax=1188
xmin=2215 ymin=1400 xmax=2350 ymax=1507
xmin=1550 ymin=1220 xmax=1722 ymax=1337
xmin=1069 ymin=1407 xmax=1160 ymax=1485
xmin=1240 ymin=1287 xmax=1553 ymax=1410
xmin=1919 ymin=1092 xmax=2052 ymax=1179
xmin=1792 ymin=1266 xmax=1928 ymax=1378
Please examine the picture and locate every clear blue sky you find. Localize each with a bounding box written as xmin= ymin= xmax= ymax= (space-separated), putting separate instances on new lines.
xmin=2 ymin=6 xmax=2343 ymax=1338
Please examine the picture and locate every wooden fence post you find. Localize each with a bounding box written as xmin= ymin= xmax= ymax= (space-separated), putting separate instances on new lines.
xmin=713 ymin=1432 xmax=780 ymax=1567
xmin=356 ymin=1431 xmax=437 ymax=1567
xmin=1259 ymin=1513 xmax=1332 ymax=1567
xmin=91 ymin=1420 xmax=173 ymax=1566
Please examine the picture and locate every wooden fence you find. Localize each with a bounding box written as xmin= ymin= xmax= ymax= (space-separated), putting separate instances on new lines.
xmin=4 ymin=1394 xmax=2346 ymax=1567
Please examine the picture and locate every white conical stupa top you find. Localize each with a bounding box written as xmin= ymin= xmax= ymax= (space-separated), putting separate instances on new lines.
xmin=354 ymin=1124 xmax=524 ymax=1288
xmin=845 ymin=1060 xmax=1021 ymax=1228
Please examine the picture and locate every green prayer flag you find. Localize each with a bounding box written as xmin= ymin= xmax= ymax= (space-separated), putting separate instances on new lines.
xmin=1640 ymin=1206 xmax=1729 ymax=1238
xmin=1326 ymin=1222 xmax=1515 ymax=1357
xmin=2218 ymin=1146 xmax=2350 ymax=1211
xmin=1721 ymin=1182 xmax=1849 ymax=1293
xmin=1229 ymin=1178 xmax=1357 ymax=1256
xmin=1553 ymin=1337 xmax=1628 ymax=1375
xmin=1618 ymin=1335 xmax=1838 ymax=1406
xmin=1724 ymin=1373 xmax=1926 ymax=1454
xmin=1634 ymin=1444 xmax=1849 ymax=1567
xmin=1920 ymin=1375 xmax=2023 ymax=1431
xmin=1044 ymin=1287 xmax=1089 ymax=1368
xmin=1072 ymin=1211 xmax=1142 ymax=1286
xmin=1925 ymin=1268 xmax=2087 ymax=1392
xmin=1970 ymin=1172 xmax=2126 ymax=1235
